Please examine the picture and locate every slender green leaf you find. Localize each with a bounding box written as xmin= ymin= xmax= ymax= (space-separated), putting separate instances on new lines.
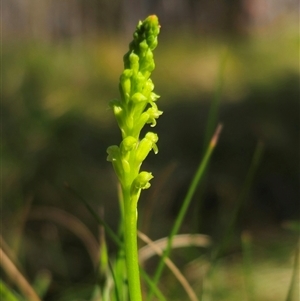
xmin=65 ymin=183 xmax=122 ymax=248
xmin=0 ymin=281 xmax=23 ymax=301
xmin=147 ymin=125 xmax=223 ymax=300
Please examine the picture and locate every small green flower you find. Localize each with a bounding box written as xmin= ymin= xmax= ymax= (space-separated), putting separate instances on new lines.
xmin=130 ymin=171 xmax=154 ymax=206
xmin=135 ymin=132 xmax=159 ymax=164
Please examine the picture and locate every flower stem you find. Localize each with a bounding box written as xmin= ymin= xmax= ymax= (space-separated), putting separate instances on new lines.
xmin=123 ymin=186 xmax=142 ymax=301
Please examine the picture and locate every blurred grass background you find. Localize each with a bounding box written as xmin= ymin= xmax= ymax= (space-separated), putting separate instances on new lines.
xmin=2 ymin=1 xmax=299 ymax=300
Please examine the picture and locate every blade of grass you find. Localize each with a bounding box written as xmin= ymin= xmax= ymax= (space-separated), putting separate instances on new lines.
xmin=64 ymin=183 xmax=122 ymax=248
xmin=200 ymin=141 xmax=264 ymax=300
xmin=203 ymin=48 xmax=228 ymax=151
xmin=113 ymin=250 xmax=128 ymax=301
xmin=147 ymin=124 xmax=223 ymax=301
xmin=12 ymin=196 xmax=33 ymax=263
xmin=97 ymin=209 xmax=110 ymax=298
xmin=32 ymin=270 xmax=52 ymax=300
xmin=285 ymin=241 xmax=299 ymax=301
xmin=0 ymin=247 xmax=41 ymax=301
xmin=139 ymin=269 xmax=167 ymax=301
xmin=211 ymin=141 xmax=264 ymax=263
xmin=192 ymin=49 xmax=227 ymax=232
xmin=241 ymin=231 xmax=255 ymax=301
xmin=108 ymin=259 xmax=121 ymax=301
xmin=140 ymin=163 xmax=177 ymax=236
xmin=0 ymin=280 xmax=23 ymax=301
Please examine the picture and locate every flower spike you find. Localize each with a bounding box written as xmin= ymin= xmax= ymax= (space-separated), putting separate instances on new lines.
xmin=106 ymin=15 xmax=161 ymax=301
xmin=107 ymin=15 xmax=162 ymax=191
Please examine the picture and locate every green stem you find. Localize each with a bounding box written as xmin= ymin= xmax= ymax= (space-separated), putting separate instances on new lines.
xmin=123 ymin=187 xmax=142 ymax=301
xmin=211 ymin=141 xmax=264 ymax=263
xmin=147 ymin=124 xmax=223 ymax=301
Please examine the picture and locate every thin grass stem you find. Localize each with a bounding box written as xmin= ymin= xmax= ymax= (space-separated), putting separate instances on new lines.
xmin=139 ymin=269 xmax=167 ymax=301
xmin=108 ymin=259 xmax=121 ymax=301
xmin=65 ymin=183 xmax=122 ymax=248
xmin=147 ymin=124 xmax=223 ymax=301
xmin=241 ymin=231 xmax=255 ymax=301
xmin=0 ymin=280 xmax=22 ymax=301
xmin=199 ymin=141 xmax=264 ymax=301
xmin=192 ymin=50 xmax=227 ymax=231
xmin=203 ymin=49 xmax=227 ymax=151
xmin=285 ymin=241 xmax=300 ymax=301
xmin=0 ymin=247 xmax=41 ymax=301
xmin=211 ymin=141 xmax=264 ymax=263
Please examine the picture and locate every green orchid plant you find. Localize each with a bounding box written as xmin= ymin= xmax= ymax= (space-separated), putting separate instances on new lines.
xmin=106 ymin=15 xmax=161 ymax=301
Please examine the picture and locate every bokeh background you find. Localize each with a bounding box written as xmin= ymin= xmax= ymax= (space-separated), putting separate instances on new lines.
xmin=2 ymin=1 xmax=299 ymax=300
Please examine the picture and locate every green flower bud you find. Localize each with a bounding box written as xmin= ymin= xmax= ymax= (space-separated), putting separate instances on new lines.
xmin=129 ymin=53 xmax=139 ymax=72
xmin=109 ymin=100 xmax=128 ymax=136
xmin=131 ymin=92 xmax=147 ymax=103
xmin=124 ymin=15 xmax=160 ymax=71
xmin=124 ymin=115 xmax=134 ymax=133
xmin=130 ymin=171 xmax=154 ymax=207
xmin=112 ymin=105 xmax=123 ymax=122
xmin=150 ymin=92 xmax=160 ymax=102
xmin=131 ymin=112 xmax=150 ymax=138
xmin=131 ymin=171 xmax=153 ymax=192
xmin=132 ymin=72 xmax=146 ymax=94
xmin=146 ymin=106 xmax=163 ymax=127
xmin=107 ymin=145 xmax=124 ymax=182
xmin=139 ymin=40 xmax=149 ymax=56
xmin=120 ymin=69 xmax=133 ymax=101
xmin=120 ymin=137 xmax=138 ymax=174
xmin=147 ymin=35 xmax=158 ymax=50
xmin=121 ymin=158 xmax=130 ymax=174
xmin=142 ymin=79 xmax=154 ymax=96
xmin=135 ymin=132 xmax=159 ymax=163
xmin=106 ymin=145 xmax=119 ymax=162
xmin=144 ymin=49 xmax=155 ymax=71
xmin=120 ymin=136 xmax=137 ymax=154
xmin=144 ymin=15 xmax=160 ymax=49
